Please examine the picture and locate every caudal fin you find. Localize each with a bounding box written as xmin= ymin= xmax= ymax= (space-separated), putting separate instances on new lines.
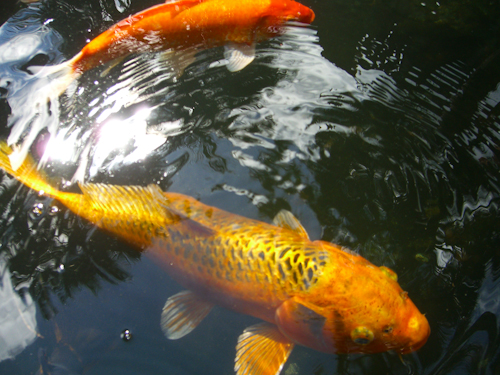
xmin=7 ymin=58 xmax=80 ymax=171
xmin=0 ymin=142 xmax=58 ymax=198
xmin=27 ymin=58 xmax=78 ymax=97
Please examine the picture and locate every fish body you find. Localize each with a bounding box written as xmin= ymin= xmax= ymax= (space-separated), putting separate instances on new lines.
xmin=7 ymin=0 xmax=314 ymax=170
xmin=34 ymin=0 xmax=314 ymax=80
xmin=71 ymin=0 xmax=315 ymax=73
xmin=0 ymin=143 xmax=430 ymax=375
xmin=145 ymin=192 xmax=429 ymax=355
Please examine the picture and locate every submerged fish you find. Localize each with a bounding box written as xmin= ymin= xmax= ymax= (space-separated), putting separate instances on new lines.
xmin=32 ymin=0 xmax=315 ymax=90
xmin=0 ymin=142 xmax=430 ymax=375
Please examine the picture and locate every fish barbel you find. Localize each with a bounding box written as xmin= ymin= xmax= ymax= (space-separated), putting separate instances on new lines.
xmin=0 ymin=142 xmax=430 ymax=375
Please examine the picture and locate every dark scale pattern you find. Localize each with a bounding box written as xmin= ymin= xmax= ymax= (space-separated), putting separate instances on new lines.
xmin=76 ymin=183 xmax=189 ymax=249
xmin=121 ymin=192 xmax=331 ymax=299
xmin=180 ymin=224 xmax=330 ymax=298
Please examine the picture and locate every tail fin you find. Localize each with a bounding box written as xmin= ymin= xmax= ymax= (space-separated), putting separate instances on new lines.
xmin=0 ymin=142 xmax=59 ymax=198
xmin=27 ymin=59 xmax=78 ymax=97
xmin=7 ymin=58 xmax=80 ymax=171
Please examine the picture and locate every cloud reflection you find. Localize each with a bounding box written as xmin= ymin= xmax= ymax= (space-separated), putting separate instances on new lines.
xmin=0 ymin=255 xmax=38 ymax=362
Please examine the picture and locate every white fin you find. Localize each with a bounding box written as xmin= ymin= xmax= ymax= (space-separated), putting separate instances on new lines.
xmin=161 ymin=290 xmax=214 ymax=340
xmin=100 ymin=56 xmax=126 ymax=77
xmin=7 ymin=145 xmax=30 ymax=172
xmin=27 ymin=60 xmax=76 ymax=95
xmin=224 ymin=42 xmax=256 ymax=72
xmin=70 ymin=142 xmax=92 ymax=183
xmin=235 ymin=322 xmax=294 ymax=375
xmin=273 ymin=210 xmax=309 ymax=240
xmin=7 ymin=57 xmax=80 ymax=171
xmin=160 ymin=47 xmax=197 ymax=78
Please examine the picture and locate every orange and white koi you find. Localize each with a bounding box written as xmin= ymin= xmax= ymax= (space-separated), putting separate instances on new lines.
xmin=0 ymin=142 xmax=429 ymax=375
xmin=32 ymin=0 xmax=315 ymax=88
xmin=8 ymin=0 xmax=315 ymax=170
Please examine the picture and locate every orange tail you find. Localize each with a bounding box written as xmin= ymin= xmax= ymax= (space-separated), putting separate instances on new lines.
xmin=0 ymin=141 xmax=59 ymax=198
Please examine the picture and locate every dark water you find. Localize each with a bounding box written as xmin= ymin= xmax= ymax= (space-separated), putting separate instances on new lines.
xmin=0 ymin=0 xmax=499 ymax=374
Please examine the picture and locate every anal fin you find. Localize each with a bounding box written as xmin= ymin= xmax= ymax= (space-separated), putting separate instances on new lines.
xmin=235 ymin=322 xmax=294 ymax=375
xmin=224 ymin=42 xmax=256 ymax=72
xmin=161 ymin=290 xmax=214 ymax=340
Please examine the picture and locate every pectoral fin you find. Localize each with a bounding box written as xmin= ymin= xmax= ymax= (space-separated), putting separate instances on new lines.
xmin=100 ymin=56 xmax=126 ymax=77
xmin=161 ymin=290 xmax=214 ymax=340
xmin=235 ymin=322 xmax=294 ymax=375
xmin=224 ymin=42 xmax=256 ymax=72
xmin=160 ymin=48 xmax=197 ymax=78
xmin=275 ymin=297 xmax=327 ymax=352
xmin=273 ymin=210 xmax=309 ymax=240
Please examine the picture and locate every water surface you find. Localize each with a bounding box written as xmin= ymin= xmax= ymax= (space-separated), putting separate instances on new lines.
xmin=0 ymin=0 xmax=499 ymax=374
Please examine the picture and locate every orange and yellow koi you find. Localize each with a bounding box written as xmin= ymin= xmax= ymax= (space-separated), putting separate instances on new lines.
xmin=0 ymin=142 xmax=430 ymax=375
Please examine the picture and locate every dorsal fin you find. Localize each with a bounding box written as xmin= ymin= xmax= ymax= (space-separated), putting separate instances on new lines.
xmin=77 ymin=182 xmax=215 ymax=238
xmin=78 ymin=182 xmax=181 ymax=222
xmin=273 ymin=210 xmax=309 ymax=240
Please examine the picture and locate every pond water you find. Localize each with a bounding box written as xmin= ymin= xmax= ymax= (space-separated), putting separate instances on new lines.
xmin=0 ymin=0 xmax=499 ymax=374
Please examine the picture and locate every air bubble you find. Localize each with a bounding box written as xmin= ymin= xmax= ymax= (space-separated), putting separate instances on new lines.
xmin=121 ymin=329 xmax=132 ymax=341
xmin=49 ymin=206 xmax=59 ymax=215
xmin=32 ymin=203 xmax=44 ymax=216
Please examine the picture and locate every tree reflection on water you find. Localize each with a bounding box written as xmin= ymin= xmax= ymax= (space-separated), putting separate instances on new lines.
xmin=0 ymin=0 xmax=499 ymax=374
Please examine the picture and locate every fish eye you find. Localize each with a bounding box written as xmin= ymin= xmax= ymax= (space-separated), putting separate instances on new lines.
xmin=382 ymin=325 xmax=393 ymax=334
xmin=350 ymin=326 xmax=374 ymax=345
xmin=379 ymin=266 xmax=398 ymax=281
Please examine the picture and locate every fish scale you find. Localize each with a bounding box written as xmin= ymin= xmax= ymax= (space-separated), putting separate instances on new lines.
xmin=72 ymin=183 xmax=179 ymax=248
xmin=155 ymin=192 xmax=333 ymax=309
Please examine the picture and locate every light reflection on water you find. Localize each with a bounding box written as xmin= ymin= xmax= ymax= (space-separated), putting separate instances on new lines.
xmin=0 ymin=0 xmax=499 ymax=374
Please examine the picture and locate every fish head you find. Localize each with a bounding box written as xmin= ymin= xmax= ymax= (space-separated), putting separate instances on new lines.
xmin=263 ymin=0 xmax=315 ymax=27
xmin=275 ymin=253 xmax=430 ymax=355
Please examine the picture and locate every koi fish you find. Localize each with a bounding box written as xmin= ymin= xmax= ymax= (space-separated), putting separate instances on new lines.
xmin=8 ymin=0 xmax=314 ymax=170
xmin=0 ymin=142 xmax=430 ymax=375
xmin=31 ymin=0 xmax=315 ymax=91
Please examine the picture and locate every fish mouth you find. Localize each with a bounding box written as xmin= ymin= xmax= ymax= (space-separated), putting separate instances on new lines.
xmin=305 ymin=11 xmax=315 ymax=23
xmin=289 ymin=5 xmax=315 ymax=24
xmin=400 ymin=338 xmax=428 ymax=355
xmin=297 ymin=10 xmax=315 ymax=24
xmin=400 ymin=318 xmax=431 ymax=354
xmin=390 ymin=308 xmax=431 ymax=355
